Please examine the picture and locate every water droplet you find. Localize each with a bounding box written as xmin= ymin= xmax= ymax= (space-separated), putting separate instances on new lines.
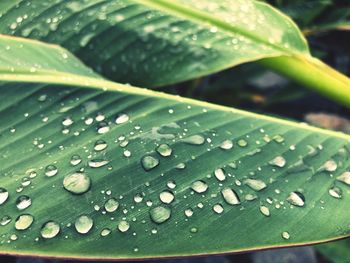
xmin=156 ymin=144 xmax=172 ymax=157
xmin=269 ymin=156 xmax=286 ymax=168
xmin=182 ymin=135 xmax=205 ymax=145
xmin=321 ymin=160 xmax=337 ymax=172
xmin=15 ymin=214 xmax=34 ymax=230
xmin=282 ymin=231 xmax=290 ymax=240
xmin=214 ymin=168 xmax=226 ymax=181
xmin=70 ymin=155 xmax=82 ymax=166
xmin=63 ymin=172 xmax=91 ymax=195
xmin=88 ymin=159 xmax=109 ymax=168
xmin=237 ymin=139 xmax=248 ymax=147
xmin=45 ymin=165 xmax=58 ymax=177
xmin=16 ymin=195 xmax=31 ymax=210
xmin=134 ymin=194 xmax=143 ymax=203
xmin=167 ymin=180 xmax=176 ymax=189
xmin=220 ymin=140 xmax=233 ymax=150
xmin=104 ymin=198 xmax=119 ymax=212
xmin=141 ymin=156 xmax=159 ymax=171
xmin=185 ymin=208 xmax=193 ymax=217
xmin=191 ymin=180 xmax=208 ymax=193
xmin=159 ymin=191 xmax=174 ymax=204
xmin=94 ymin=140 xmax=108 ymax=151
xmin=287 ymin=191 xmax=305 ymax=207
xmin=97 ymin=122 xmax=110 ymax=134
xmin=40 ymin=221 xmax=60 ymax=239
xmin=0 ymin=188 xmax=9 ymax=205
xmin=221 ymin=188 xmax=240 ymax=205
xmin=62 ymin=117 xmax=74 ymax=127
xmin=260 ymin=205 xmax=270 ymax=217
xmin=273 ymin=135 xmax=284 ymax=143
xmin=0 ymin=216 xmax=11 ymax=226
xmin=150 ymin=206 xmax=171 ymax=224
xmin=75 ymin=215 xmax=93 ymax=234
xmin=115 ymin=114 xmax=129 ymax=124
xmin=244 ymin=179 xmax=267 ymax=191
xmin=190 ymin=227 xmax=198 ymax=233
xmin=101 ymin=228 xmax=111 ymax=237
xmin=337 ymin=172 xmax=350 ymax=185
xmin=118 ymin=220 xmax=130 ymax=232
xmin=213 ymin=204 xmax=224 ymax=214
xmin=329 ymin=186 xmax=342 ymax=199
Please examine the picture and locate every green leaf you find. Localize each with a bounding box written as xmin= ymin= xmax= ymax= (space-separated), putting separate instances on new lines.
xmin=0 ymin=0 xmax=309 ymax=87
xmin=1 ymin=35 xmax=350 ymax=260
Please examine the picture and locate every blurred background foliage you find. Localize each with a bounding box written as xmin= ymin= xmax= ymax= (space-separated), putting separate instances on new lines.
xmin=2 ymin=0 xmax=349 ymax=262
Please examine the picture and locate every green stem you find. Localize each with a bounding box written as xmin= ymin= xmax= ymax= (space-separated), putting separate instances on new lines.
xmin=259 ymin=55 xmax=350 ymax=108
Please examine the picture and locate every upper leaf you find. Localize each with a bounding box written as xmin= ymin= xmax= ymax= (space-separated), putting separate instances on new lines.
xmin=0 ymin=0 xmax=308 ymax=86
xmin=0 ymin=35 xmax=350 ymax=260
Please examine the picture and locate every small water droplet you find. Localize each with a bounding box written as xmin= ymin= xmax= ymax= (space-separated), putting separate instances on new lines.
xmin=16 ymin=195 xmax=31 ymax=210
xmin=15 ymin=214 xmax=34 ymax=230
xmin=62 ymin=117 xmax=74 ymax=127
xmin=0 ymin=216 xmax=11 ymax=226
xmin=182 ymin=135 xmax=205 ymax=145
xmin=159 ymin=191 xmax=175 ymax=204
xmin=221 ymin=188 xmax=240 ymax=205
xmin=269 ymin=156 xmax=286 ymax=168
xmin=150 ymin=206 xmax=171 ymax=224
xmin=115 ymin=113 xmax=129 ymax=124
xmin=141 ymin=156 xmax=159 ymax=171
xmin=287 ymin=191 xmax=305 ymax=207
xmin=88 ymin=159 xmax=109 ymax=168
xmin=244 ymin=179 xmax=267 ymax=191
xmin=191 ymin=180 xmax=208 ymax=193
xmin=220 ymin=140 xmax=233 ymax=150
xmin=75 ymin=215 xmax=93 ymax=234
xmin=63 ymin=172 xmax=91 ymax=194
xmin=40 ymin=221 xmax=60 ymax=239
xmin=101 ymin=228 xmax=111 ymax=237
xmin=237 ymin=139 xmax=248 ymax=147
xmin=94 ymin=140 xmax=108 ymax=151
xmin=118 ymin=220 xmax=130 ymax=232
xmin=70 ymin=155 xmax=82 ymax=166
xmin=214 ymin=168 xmax=226 ymax=181
xmin=184 ymin=208 xmax=193 ymax=217
xmin=320 ymin=160 xmax=337 ymax=172
xmin=156 ymin=144 xmax=172 ymax=157
xmin=260 ymin=205 xmax=270 ymax=217
xmin=45 ymin=165 xmax=58 ymax=177
xmin=104 ymin=198 xmax=119 ymax=212
xmin=213 ymin=204 xmax=224 ymax=214
xmin=328 ymin=186 xmax=342 ymax=199
xmin=282 ymin=231 xmax=290 ymax=240
xmin=0 ymin=188 xmax=9 ymax=205
xmin=134 ymin=194 xmax=143 ymax=203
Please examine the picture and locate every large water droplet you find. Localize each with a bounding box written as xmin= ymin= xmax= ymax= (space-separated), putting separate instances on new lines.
xmin=45 ymin=165 xmax=58 ymax=177
xmin=118 ymin=220 xmax=130 ymax=232
xmin=62 ymin=117 xmax=74 ymax=126
xmin=182 ymin=135 xmax=205 ymax=145
xmin=94 ymin=140 xmax=108 ymax=151
xmin=141 ymin=156 xmax=159 ymax=171
xmin=0 ymin=188 xmax=9 ymax=205
xmin=16 ymin=195 xmax=32 ymax=210
xmin=41 ymin=221 xmax=60 ymax=239
xmin=214 ymin=168 xmax=226 ymax=181
xmin=221 ymin=188 xmax=240 ymax=205
xmin=269 ymin=156 xmax=286 ymax=168
xmin=104 ymin=198 xmax=119 ymax=212
xmin=150 ymin=206 xmax=171 ymax=224
xmin=320 ymin=160 xmax=337 ymax=172
xmin=260 ymin=205 xmax=270 ymax=217
xmin=15 ymin=214 xmax=34 ymax=230
xmin=336 ymin=172 xmax=350 ymax=185
xmin=213 ymin=204 xmax=224 ymax=214
xmin=244 ymin=179 xmax=267 ymax=191
xmin=88 ymin=159 xmax=109 ymax=168
xmin=287 ymin=191 xmax=305 ymax=207
xmin=220 ymin=140 xmax=233 ymax=150
xmin=328 ymin=186 xmax=342 ymax=199
xmin=63 ymin=172 xmax=91 ymax=194
xmin=159 ymin=191 xmax=174 ymax=204
xmin=156 ymin=144 xmax=172 ymax=157
xmin=191 ymin=180 xmax=208 ymax=193
xmin=115 ymin=113 xmax=129 ymax=124
xmin=75 ymin=215 xmax=93 ymax=234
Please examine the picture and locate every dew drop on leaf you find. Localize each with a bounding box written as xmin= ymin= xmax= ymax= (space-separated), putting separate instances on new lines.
xmin=159 ymin=190 xmax=175 ymax=204
xmin=269 ymin=156 xmax=286 ymax=168
xmin=150 ymin=206 xmax=171 ymax=224
xmin=237 ymin=139 xmax=248 ymax=147
xmin=244 ymin=179 xmax=267 ymax=191
xmin=182 ymin=135 xmax=205 ymax=145
xmin=156 ymin=144 xmax=172 ymax=157
xmin=214 ymin=168 xmax=226 ymax=181
xmin=0 ymin=188 xmax=9 ymax=205
xmin=328 ymin=186 xmax=342 ymax=199
xmin=40 ymin=221 xmax=60 ymax=239
xmin=94 ymin=140 xmax=108 ymax=151
xmin=16 ymin=195 xmax=32 ymax=210
xmin=287 ymin=191 xmax=305 ymax=207
xmin=118 ymin=220 xmax=130 ymax=232
xmin=0 ymin=216 xmax=11 ymax=226
xmin=260 ymin=205 xmax=270 ymax=217
xmin=141 ymin=155 xmax=159 ymax=171
xmin=62 ymin=117 xmax=74 ymax=127
xmin=213 ymin=204 xmax=224 ymax=214
xmin=70 ymin=155 xmax=82 ymax=166
xmin=184 ymin=208 xmax=193 ymax=217
xmin=15 ymin=214 xmax=34 ymax=230
xmin=220 ymin=139 xmax=233 ymax=150
xmin=115 ymin=113 xmax=129 ymax=124
xmin=221 ymin=188 xmax=240 ymax=205
xmin=104 ymin=198 xmax=119 ymax=212
xmin=45 ymin=165 xmax=58 ymax=177
xmin=75 ymin=215 xmax=93 ymax=234
xmin=101 ymin=228 xmax=111 ymax=237
xmin=88 ymin=159 xmax=109 ymax=168
xmin=282 ymin=231 xmax=290 ymax=240
xmin=191 ymin=180 xmax=208 ymax=193
xmin=63 ymin=172 xmax=91 ymax=195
